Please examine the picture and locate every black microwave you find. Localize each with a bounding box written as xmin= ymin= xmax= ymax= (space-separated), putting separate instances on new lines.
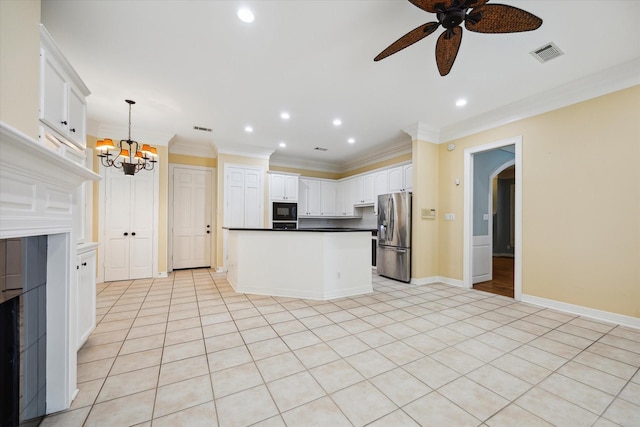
xmin=273 ymin=202 xmax=297 ymax=221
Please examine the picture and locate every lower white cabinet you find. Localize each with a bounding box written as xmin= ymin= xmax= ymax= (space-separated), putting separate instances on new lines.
xmin=77 ymin=243 xmax=98 ymax=349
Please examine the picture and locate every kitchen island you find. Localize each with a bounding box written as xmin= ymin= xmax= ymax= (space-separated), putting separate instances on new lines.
xmin=225 ymin=228 xmax=373 ymax=300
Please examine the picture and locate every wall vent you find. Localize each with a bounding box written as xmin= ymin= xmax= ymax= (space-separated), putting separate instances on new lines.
xmin=314 ymin=147 xmax=328 ymax=151
xmin=530 ymin=42 xmax=564 ymax=63
xmin=193 ymin=126 xmax=212 ymax=132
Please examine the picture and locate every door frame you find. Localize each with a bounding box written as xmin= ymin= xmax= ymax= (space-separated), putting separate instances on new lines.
xmin=484 ymin=159 xmax=516 ymax=282
xmin=97 ymin=162 xmax=159 ymax=283
xmin=463 ymin=136 xmax=523 ymax=300
xmin=168 ymin=163 xmax=215 ymax=272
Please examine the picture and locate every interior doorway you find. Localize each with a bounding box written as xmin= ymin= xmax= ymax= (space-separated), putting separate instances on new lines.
xmin=463 ymin=136 xmax=522 ymax=300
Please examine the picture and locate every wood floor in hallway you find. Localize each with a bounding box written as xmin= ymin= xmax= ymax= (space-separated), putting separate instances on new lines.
xmin=473 ymin=256 xmax=514 ymax=298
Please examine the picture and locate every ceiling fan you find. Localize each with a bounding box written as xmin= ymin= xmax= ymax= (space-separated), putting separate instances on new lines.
xmin=374 ymin=0 xmax=543 ymax=76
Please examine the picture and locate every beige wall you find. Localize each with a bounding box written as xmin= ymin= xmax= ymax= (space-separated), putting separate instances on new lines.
xmin=434 ymin=85 xmax=640 ymax=318
xmin=0 ymin=0 xmax=40 ymax=138
xmin=169 ymin=153 xmax=217 ymax=168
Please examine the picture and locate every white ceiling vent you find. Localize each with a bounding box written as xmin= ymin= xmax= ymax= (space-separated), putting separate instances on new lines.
xmin=193 ymin=126 xmax=212 ymax=132
xmin=530 ymin=42 xmax=564 ymax=64
xmin=314 ymin=147 xmax=328 ymax=151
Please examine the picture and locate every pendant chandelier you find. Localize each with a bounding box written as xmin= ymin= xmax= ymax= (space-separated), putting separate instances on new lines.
xmin=96 ymin=99 xmax=158 ymax=176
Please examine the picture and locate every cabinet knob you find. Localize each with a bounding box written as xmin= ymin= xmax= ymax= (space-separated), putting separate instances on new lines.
xmin=61 ymin=120 xmax=68 ymax=125
xmin=131 ymin=232 xmax=136 ymax=236
xmin=206 ymin=230 xmax=210 ymax=234
xmin=82 ymin=262 xmax=87 ymax=266
xmin=124 ymin=232 xmax=128 ymax=236
xmin=70 ymin=128 xmax=76 ymax=133
xmin=77 ymin=265 xmax=79 ymax=270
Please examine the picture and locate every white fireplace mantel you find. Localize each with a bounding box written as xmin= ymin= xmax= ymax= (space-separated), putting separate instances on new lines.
xmin=0 ymin=121 xmax=100 ymax=413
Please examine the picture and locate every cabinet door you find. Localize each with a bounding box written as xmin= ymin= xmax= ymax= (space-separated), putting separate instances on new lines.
xmin=270 ymin=174 xmax=285 ymax=201
xmin=77 ymin=249 xmax=96 ymax=349
xmin=403 ymin=164 xmax=413 ymax=191
xmin=226 ymin=167 xmax=246 ymax=227
xmin=373 ymin=170 xmax=388 ymax=214
xmin=363 ymin=173 xmax=375 ymax=204
xmin=342 ymin=179 xmax=352 ymax=216
xmin=320 ymin=181 xmax=336 ymax=216
xmin=68 ymin=86 xmax=86 ymax=147
xmin=284 ymin=175 xmax=299 ymax=201
xmin=307 ymin=179 xmax=322 ymax=216
xmin=351 ymin=177 xmax=364 ymax=205
xmin=298 ymin=179 xmax=309 ymax=216
xmin=41 ymin=51 xmax=68 ymax=135
xmin=388 ymin=166 xmax=403 ymax=192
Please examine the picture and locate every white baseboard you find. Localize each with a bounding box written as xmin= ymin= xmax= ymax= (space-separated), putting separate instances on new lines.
xmin=521 ymin=294 xmax=640 ymax=330
xmin=410 ymin=276 xmax=467 ymax=288
xmin=216 ymin=267 xmax=227 ymax=273
xmin=157 ymin=271 xmax=168 ymax=278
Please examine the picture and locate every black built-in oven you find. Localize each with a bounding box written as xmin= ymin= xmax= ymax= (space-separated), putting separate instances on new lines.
xmin=272 ymin=202 xmax=297 ymax=221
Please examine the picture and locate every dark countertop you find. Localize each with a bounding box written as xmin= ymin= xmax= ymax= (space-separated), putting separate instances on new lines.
xmin=225 ymin=227 xmax=376 ymax=234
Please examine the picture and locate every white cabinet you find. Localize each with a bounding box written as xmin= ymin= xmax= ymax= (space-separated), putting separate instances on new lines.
xmin=299 ymin=178 xmax=335 ymax=216
xmin=76 ymin=244 xmax=97 ymax=349
xmin=320 ymin=181 xmax=336 ymax=216
xmin=226 ymin=166 xmax=264 ymax=228
xmin=373 ymin=169 xmax=389 ymax=214
xmin=388 ymin=164 xmax=413 ymax=192
xmin=298 ymin=178 xmax=321 ymax=217
xmin=351 ymin=174 xmax=375 ymax=205
xmin=335 ymin=179 xmax=354 ymax=216
xmin=40 ymin=25 xmax=90 ymax=149
xmin=269 ymin=173 xmax=298 ymax=201
xmin=103 ymin=166 xmax=155 ymax=281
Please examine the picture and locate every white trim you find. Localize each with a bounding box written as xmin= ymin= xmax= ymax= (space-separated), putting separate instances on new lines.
xmin=411 ymin=276 xmax=466 ymax=288
xmin=95 ymin=124 xmax=175 ymax=148
xmin=169 ymin=140 xmax=217 ymax=158
xmin=521 ymin=294 xmax=640 ymax=330
xmin=157 ymin=271 xmax=168 ymax=278
xmin=168 ymin=163 xmax=216 ymax=272
xmin=218 ymin=146 xmax=274 ymax=160
xmin=463 ymin=136 xmax=523 ymax=300
xmin=402 ymin=122 xmax=440 ymax=144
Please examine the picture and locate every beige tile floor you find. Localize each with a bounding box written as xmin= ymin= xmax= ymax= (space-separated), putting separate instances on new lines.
xmin=41 ymin=269 xmax=640 ymax=427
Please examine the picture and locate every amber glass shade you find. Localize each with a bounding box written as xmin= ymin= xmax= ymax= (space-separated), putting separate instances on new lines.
xmin=119 ymin=149 xmax=130 ymax=159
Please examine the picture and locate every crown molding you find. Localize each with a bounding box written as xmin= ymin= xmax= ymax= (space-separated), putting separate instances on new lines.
xmin=269 ymin=155 xmax=343 ymax=174
xmin=169 ymin=140 xmax=217 ymax=158
xmin=402 ymin=122 xmax=440 ymax=143
xmin=439 ymin=58 xmax=640 ymax=143
xmin=95 ymin=124 xmax=175 ymax=147
xmin=217 ymin=143 xmax=275 ymax=160
xmin=337 ymin=138 xmax=412 ymax=172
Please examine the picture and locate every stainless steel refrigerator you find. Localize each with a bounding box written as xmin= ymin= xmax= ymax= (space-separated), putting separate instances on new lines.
xmin=377 ymin=192 xmax=412 ymax=282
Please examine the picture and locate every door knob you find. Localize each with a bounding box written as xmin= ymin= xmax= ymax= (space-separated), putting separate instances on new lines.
xmin=124 ymin=232 xmax=128 ymax=236
xmin=131 ymin=232 xmax=136 ymax=236
xmin=206 ymin=230 xmax=210 ymax=234
xmin=207 ymin=225 xmax=210 ymax=228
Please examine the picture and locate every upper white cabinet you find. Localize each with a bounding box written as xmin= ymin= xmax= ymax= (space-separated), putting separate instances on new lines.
xmin=335 ymin=179 xmax=354 ymax=216
xmin=388 ymin=164 xmax=413 ymax=192
xmin=269 ymin=173 xmax=298 ymax=201
xmin=299 ymin=178 xmax=336 ymax=217
xmin=40 ymin=25 xmax=90 ymax=149
xmin=373 ymin=169 xmax=389 ymax=214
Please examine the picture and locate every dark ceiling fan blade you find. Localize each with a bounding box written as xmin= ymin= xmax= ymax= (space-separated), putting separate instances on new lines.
xmin=465 ymin=4 xmax=543 ymax=34
xmin=374 ymin=22 xmax=440 ymax=61
xmin=435 ymin=28 xmax=462 ymax=76
xmin=409 ymin=0 xmax=452 ymax=13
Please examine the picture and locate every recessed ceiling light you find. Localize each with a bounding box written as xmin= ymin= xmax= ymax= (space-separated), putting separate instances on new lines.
xmin=279 ymin=142 xmax=286 ymax=148
xmin=348 ymin=138 xmax=355 ymax=144
xmin=333 ymin=118 xmax=342 ymax=126
xmin=237 ymin=8 xmax=254 ymax=23
xmin=456 ymin=99 xmax=467 ymax=107
xmin=280 ymin=112 xmax=290 ymax=120
xmin=244 ymin=125 xmax=253 ymax=133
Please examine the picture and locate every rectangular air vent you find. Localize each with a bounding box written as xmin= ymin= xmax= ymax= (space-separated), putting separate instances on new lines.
xmin=193 ymin=126 xmax=212 ymax=132
xmin=530 ymin=42 xmax=564 ymax=63
xmin=314 ymin=147 xmax=328 ymax=151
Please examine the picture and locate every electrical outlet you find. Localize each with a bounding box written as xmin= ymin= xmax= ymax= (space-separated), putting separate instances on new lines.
xmin=444 ymin=213 xmax=455 ymax=221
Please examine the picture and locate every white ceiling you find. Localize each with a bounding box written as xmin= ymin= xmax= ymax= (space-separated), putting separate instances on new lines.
xmin=41 ymin=0 xmax=640 ymax=171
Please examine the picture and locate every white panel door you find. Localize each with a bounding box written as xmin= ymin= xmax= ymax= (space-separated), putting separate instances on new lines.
xmin=129 ymin=172 xmax=154 ymax=279
xmin=104 ymin=171 xmax=132 ymax=281
xmin=472 ymin=235 xmax=492 ymax=283
xmin=244 ymin=168 xmax=262 ymax=228
xmin=173 ymin=168 xmax=212 ymax=269
xmin=307 ymin=179 xmax=321 ymax=216
xmin=104 ymin=167 xmax=154 ymax=281
xmin=226 ymin=167 xmax=245 ymax=227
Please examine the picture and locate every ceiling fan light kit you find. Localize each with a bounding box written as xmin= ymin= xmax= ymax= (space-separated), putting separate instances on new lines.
xmin=375 ymin=0 xmax=543 ymax=76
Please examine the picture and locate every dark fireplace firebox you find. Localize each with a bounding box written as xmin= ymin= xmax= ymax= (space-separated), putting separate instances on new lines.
xmin=0 ymin=236 xmax=48 ymax=427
